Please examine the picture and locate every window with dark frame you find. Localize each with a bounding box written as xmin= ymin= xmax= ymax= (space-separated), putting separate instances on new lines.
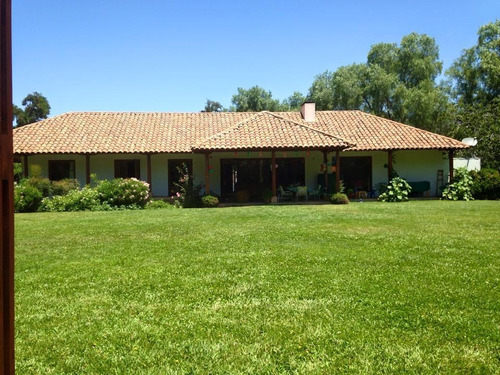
xmin=48 ymin=160 xmax=76 ymax=181
xmin=114 ymin=159 xmax=141 ymax=179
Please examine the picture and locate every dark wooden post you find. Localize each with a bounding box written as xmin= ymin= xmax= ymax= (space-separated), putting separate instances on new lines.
xmin=85 ymin=154 xmax=90 ymax=185
xmin=23 ymin=154 xmax=28 ymax=178
xmin=0 ymin=0 xmax=15 ymax=372
xmin=335 ymin=149 xmax=340 ymax=193
xmin=271 ymin=151 xmax=277 ymax=202
xmin=387 ymin=150 xmax=393 ymax=182
xmin=448 ymin=149 xmax=454 ymax=182
xmin=146 ymin=154 xmax=152 ymax=192
xmin=204 ymin=153 xmax=210 ymax=195
xmin=323 ymin=150 xmax=328 ymax=194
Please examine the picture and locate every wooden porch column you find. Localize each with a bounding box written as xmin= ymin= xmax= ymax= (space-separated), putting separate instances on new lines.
xmin=271 ymin=151 xmax=277 ymax=202
xmin=23 ymin=154 xmax=28 ymax=177
xmin=204 ymin=152 xmax=210 ymax=195
xmin=448 ymin=149 xmax=454 ymax=182
xmin=85 ymin=154 xmax=90 ymax=185
xmin=146 ymin=154 xmax=152 ymax=192
xmin=323 ymin=150 xmax=328 ymax=194
xmin=387 ymin=150 xmax=393 ymax=182
xmin=0 ymin=0 xmax=15 ymax=372
xmin=335 ymin=149 xmax=340 ymax=193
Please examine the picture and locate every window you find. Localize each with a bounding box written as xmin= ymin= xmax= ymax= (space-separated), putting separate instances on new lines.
xmin=114 ymin=159 xmax=140 ymax=179
xmin=48 ymin=160 xmax=75 ymax=181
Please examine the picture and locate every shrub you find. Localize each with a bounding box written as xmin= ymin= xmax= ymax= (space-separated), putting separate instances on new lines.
xmin=14 ymin=182 xmax=43 ymax=212
xmin=27 ymin=177 xmax=51 ymax=197
xmin=331 ymin=193 xmax=349 ymax=204
xmin=13 ymin=162 xmax=23 ymax=182
xmin=202 ymin=195 xmax=219 ymax=208
xmin=442 ymin=167 xmax=474 ymax=201
xmin=40 ymin=188 xmax=101 ymax=212
xmin=378 ymin=177 xmax=412 ymax=202
xmin=173 ymin=163 xmax=201 ymax=208
xmin=145 ymin=200 xmax=174 ymax=209
xmin=96 ymin=178 xmax=150 ymax=208
xmin=470 ymin=168 xmax=500 ymax=200
xmin=51 ymin=179 xmax=80 ymax=196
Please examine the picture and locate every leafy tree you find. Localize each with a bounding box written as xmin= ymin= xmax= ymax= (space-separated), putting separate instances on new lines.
xmin=281 ymin=91 xmax=306 ymax=111
xmin=447 ymin=20 xmax=500 ymax=106
xmin=13 ymin=92 xmax=51 ymax=127
xmin=203 ymin=99 xmax=224 ymax=112
xmin=308 ymin=33 xmax=452 ymax=133
xmin=230 ymin=86 xmax=283 ymax=112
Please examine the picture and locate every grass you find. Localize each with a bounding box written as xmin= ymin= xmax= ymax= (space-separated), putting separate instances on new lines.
xmin=15 ymin=201 xmax=500 ymax=374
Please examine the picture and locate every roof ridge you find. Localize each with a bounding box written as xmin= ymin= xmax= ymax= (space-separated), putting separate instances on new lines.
xmin=264 ymin=111 xmax=355 ymax=146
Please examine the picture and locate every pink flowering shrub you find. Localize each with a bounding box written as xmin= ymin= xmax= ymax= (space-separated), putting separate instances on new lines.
xmin=96 ymin=178 xmax=150 ymax=208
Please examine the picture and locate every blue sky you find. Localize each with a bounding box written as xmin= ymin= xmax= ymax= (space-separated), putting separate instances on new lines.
xmin=12 ymin=1 xmax=499 ymax=116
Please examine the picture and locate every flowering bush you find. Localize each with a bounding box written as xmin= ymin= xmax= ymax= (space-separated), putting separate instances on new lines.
xmin=172 ymin=163 xmax=201 ymax=208
xmin=40 ymin=188 xmax=101 ymax=212
xmin=378 ymin=177 xmax=412 ymax=202
xmin=96 ymin=178 xmax=150 ymax=208
xmin=14 ymin=181 xmax=43 ymax=212
xmin=442 ymin=167 xmax=474 ymax=201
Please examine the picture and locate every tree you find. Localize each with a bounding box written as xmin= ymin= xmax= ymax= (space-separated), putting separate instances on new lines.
xmin=13 ymin=92 xmax=51 ymax=127
xmin=230 ymin=86 xmax=283 ymax=112
xmin=308 ymin=33 xmax=452 ymax=133
xmin=281 ymin=91 xmax=306 ymax=111
xmin=447 ymin=20 xmax=500 ymax=106
xmin=203 ymin=99 xmax=224 ymax=112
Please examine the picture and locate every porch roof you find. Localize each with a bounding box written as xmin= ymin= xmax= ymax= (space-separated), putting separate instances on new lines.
xmin=13 ymin=110 xmax=469 ymax=155
xmin=192 ymin=111 xmax=353 ymax=152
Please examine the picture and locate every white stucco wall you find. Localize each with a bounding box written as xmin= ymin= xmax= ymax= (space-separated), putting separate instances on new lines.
xmin=24 ymin=149 xmax=451 ymax=198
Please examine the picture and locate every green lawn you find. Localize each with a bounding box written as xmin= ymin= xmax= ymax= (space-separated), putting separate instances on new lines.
xmin=15 ymin=201 xmax=500 ymax=374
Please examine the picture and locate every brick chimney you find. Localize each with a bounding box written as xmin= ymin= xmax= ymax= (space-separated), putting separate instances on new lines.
xmin=300 ymin=102 xmax=315 ymax=122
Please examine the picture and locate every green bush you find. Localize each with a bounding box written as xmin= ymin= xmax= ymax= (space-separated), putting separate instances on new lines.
xmin=442 ymin=167 xmax=474 ymax=201
xmin=51 ymin=179 xmax=80 ymax=196
xmin=13 ymin=162 xmax=23 ymax=182
xmin=96 ymin=178 xmax=150 ymax=208
xmin=378 ymin=177 xmax=412 ymax=202
xmin=27 ymin=177 xmax=51 ymax=197
xmin=331 ymin=193 xmax=349 ymax=204
xmin=172 ymin=163 xmax=202 ymax=208
xmin=145 ymin=200 xmax=174 ymax=209
xmin=14 ymin=182 xmax=43 ymax=212
xmin=40 ymin=188 xmax=101 ymax=212
xmin=202 ymin=195 xmax=219 ymax=208
xmin=470 ymin=168 xmax=500 ymax=200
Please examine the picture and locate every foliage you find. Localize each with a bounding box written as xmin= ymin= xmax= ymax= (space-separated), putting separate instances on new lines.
xmin=14 ymin=181 xmax=43 ymax=212
xmin=307 ymin=33 xmax=453 ymax=133
xmin=51 ymin=178 xmax=80 ymax=196
xmin=172 ymin=163 xmax=201 ymax=208
xmin=39 ymin=188 xmax=101 ymax=212
xmin=203 ymin=99 xmax=224 ymax=112
xmin=330 ymin=192 xmax=349 ymax=204
xmin=13 ymin=162 xmax=23 ymax=182
xmin=470 ymin=168 xmax=500 ymax=200
xmin=96 ymin=178 xmax=150 ymax=208
xmin=201 ymin=195 xmax=219 ymax=208
xmin=15 ymin=203 xmax=500 ymax=373
xmin=378 ymin=177 xmax=412 ymax=202
xmin=230 ymin=86 xmax=283 ymax=112
xmin=26 ymin=177 xmax=51 ymax=198
xmin=145 ymin=200 xmax=175 ymax=209
xmin=441 ymin=167 xmax=474 ymax=201
xmin=447 ymin=20 xmax=500 ymax=106
xmin=13 ymin=91 xmax=51 ymax=127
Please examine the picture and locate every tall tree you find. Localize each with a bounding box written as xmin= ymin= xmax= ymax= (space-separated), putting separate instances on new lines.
xmin=447 ymin=20 xmax=500 ymax=106
xmin=230 ymin=86 xmax=283 ymax=112
xmin=308 ymin=33 xmax=452 ymax=133
xmin=13 ymin=92 xmax=51 ymax=127
xmin=203 ymin=99 xmax=224 ymax=112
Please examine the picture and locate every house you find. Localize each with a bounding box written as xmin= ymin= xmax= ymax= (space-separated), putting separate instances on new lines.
xmin=13 ymin=103 xmax=468 ymax=201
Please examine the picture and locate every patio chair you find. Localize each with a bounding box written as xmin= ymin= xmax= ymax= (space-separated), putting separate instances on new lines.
xmin=308 ymin=185 xmax=322 ymax=200
xmin=278 ymin=186 xmax=293 ymax=202
xmin=296 ymin=186 xmax=308 ymax=201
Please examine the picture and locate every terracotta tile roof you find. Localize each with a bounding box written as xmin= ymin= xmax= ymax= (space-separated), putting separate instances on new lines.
xmin=193 ymin=111 xmax=353 ymax=151
xmin=13 ymin=110 xmax=468 ymax=154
